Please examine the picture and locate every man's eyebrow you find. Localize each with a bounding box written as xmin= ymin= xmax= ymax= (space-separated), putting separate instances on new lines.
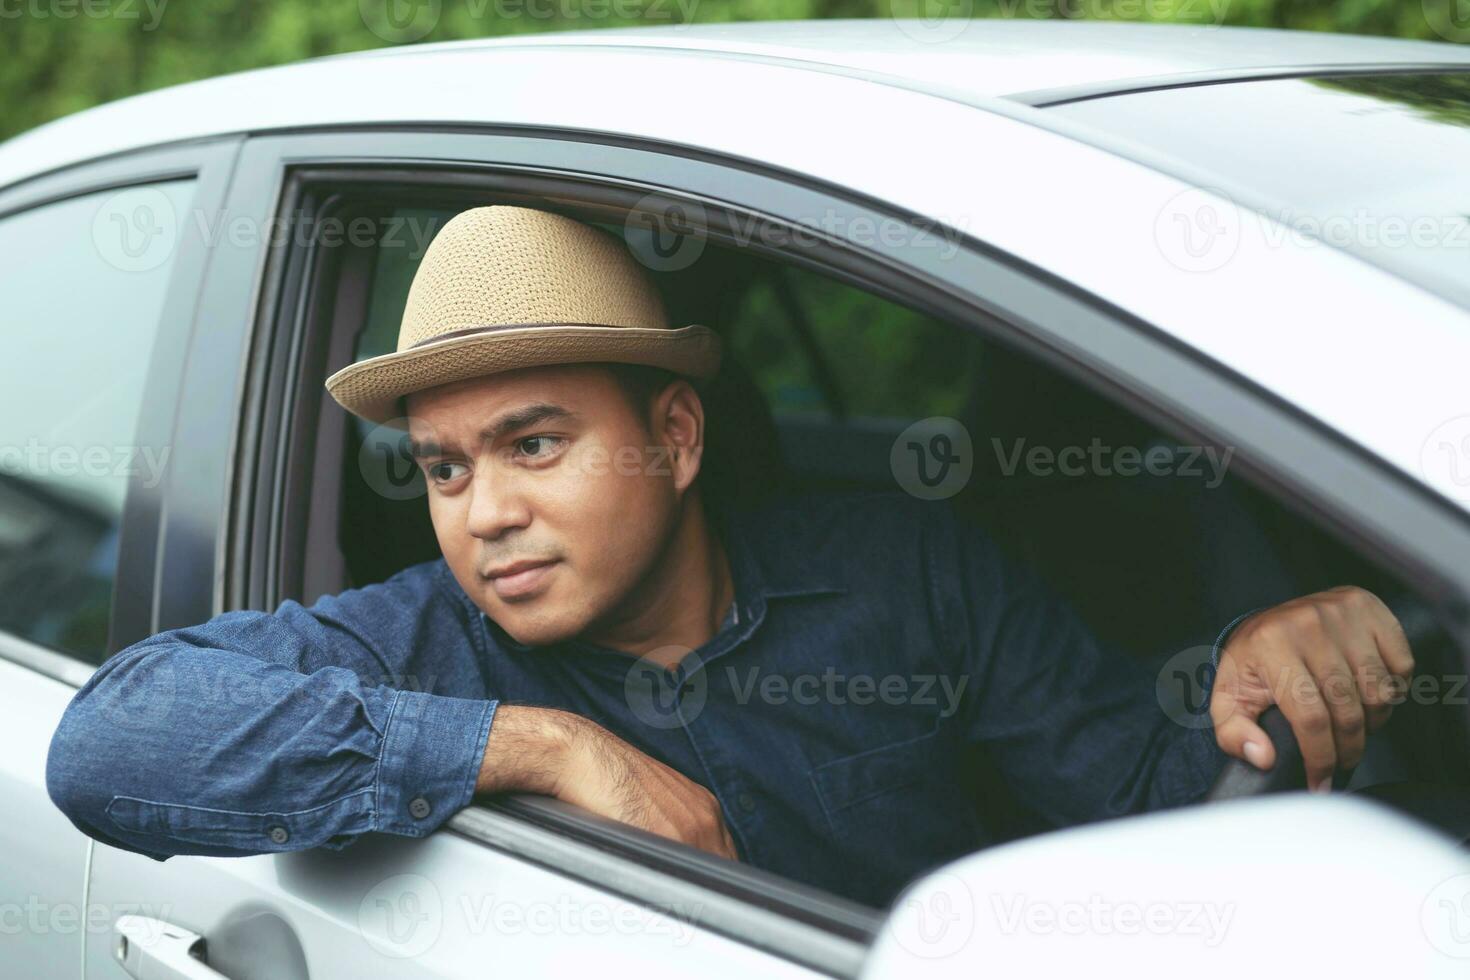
xmin=407 ymin=403 xmax=576 ymax=459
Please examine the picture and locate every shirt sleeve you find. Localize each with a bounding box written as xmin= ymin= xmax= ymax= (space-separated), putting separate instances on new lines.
xmin=928 ymin=499 xmax=1232 ymax=828
xmin=1211 ymin=606 xmax=1265 ymax=669
xmin=44 ymin=560 xmax=497 ymax=861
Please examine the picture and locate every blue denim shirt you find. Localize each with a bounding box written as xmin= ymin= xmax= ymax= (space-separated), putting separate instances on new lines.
xmin=47 ymin=490 xmax=1231 ymax=908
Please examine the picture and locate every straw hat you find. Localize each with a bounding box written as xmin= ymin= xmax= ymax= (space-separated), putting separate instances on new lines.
xmin=325 ymin=205 xmax=722 ymax=427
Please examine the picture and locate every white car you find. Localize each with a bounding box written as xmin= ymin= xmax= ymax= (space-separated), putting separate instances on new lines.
xmin=3 ymin=18 xmax=1470 ymax=979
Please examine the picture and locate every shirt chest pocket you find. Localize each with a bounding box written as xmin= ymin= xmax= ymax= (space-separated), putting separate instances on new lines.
xmin=808 ymin=726 xmax=981 ymax=897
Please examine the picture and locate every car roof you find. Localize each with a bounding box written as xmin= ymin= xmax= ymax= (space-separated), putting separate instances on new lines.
xmin=3 ymin=20 xmax=1469 ymax=189
xmin=371 ymin=19 xmax=1470 ymax=102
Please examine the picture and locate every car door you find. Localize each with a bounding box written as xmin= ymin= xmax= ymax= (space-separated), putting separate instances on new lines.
xmin=0 ymin=140 xmax=233 ymax=978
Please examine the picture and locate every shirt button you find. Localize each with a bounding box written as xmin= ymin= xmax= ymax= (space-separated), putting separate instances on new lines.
xmin=409 ymin=796 xmax=432 ymax=820
xmin=737 ymin=792 xmax=756 ymax=813
xmin=268 ymin=826 xmax=289 ymax=844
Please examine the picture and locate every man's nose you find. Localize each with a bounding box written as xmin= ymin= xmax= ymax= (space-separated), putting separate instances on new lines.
xmin=465 ymin=465 xmax=532 ymax=540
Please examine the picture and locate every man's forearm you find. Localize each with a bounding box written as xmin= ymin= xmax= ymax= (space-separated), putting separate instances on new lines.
xmin=476 ymin=704 xmax=586 ymax=797
xmin=473 ymin=705 xmax=739 ymax=860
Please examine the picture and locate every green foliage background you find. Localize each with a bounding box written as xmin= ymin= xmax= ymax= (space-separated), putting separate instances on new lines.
xmin=1 ymin=0 xmax=1465 ymax=143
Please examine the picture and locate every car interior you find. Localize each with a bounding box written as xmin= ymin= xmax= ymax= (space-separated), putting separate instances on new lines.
xmin=294 ymin=197 xmax=1470 ymax=894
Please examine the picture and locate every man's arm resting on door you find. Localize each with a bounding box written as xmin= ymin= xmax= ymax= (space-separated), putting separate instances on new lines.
xmin=481 ymin=705 xmax=738 ymax=861
xmin=45 ymin=573 xmax=735 ymax=860
xmin=44 ymin=581 xmax=498 ymax=860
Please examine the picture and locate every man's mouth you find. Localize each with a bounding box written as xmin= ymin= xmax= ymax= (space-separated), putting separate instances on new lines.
xmin=481 ymin=558 xmax=561 ymax=600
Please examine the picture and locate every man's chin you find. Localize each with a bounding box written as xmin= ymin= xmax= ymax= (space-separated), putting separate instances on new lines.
xmin=485 ymin=604 xmax=588 ymax=649
xmin=473 ymin=575 xmax=618 ymax=649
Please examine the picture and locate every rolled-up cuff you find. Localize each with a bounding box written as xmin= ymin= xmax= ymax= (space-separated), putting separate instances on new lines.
xmin=1210 ymin=606 xmax=1266 ymax=671
xmin=375 ymin=690 xmax=497 ymax=837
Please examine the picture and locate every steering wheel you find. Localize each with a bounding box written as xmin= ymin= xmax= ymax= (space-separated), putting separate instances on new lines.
xmin=1205 ymin=594 xmax=1443 ymax=802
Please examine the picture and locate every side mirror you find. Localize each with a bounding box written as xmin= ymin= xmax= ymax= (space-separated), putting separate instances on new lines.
xmin=863 ymin=794 xmax=1470 ymax=977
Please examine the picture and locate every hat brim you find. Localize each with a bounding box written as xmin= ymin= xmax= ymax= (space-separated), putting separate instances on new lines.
xmin=324 ymin=323 xmax=723 ymax=428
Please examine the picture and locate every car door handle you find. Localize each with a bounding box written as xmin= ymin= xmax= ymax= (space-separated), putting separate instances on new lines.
xmin=114 ymin=915 xmax=231 ymax=980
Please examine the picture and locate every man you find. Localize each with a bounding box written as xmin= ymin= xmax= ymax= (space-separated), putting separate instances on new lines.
xmin=46 ymin=206 xmax=1414 ymax=908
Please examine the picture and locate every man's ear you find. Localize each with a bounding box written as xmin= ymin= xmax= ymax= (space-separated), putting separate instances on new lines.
xmin=652 ymin=379 xmax=705 ymax=494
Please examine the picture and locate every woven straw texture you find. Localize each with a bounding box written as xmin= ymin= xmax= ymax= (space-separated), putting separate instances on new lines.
xmin=400 ymin=206 xmax=667 ymax=344
xmin=324 ymin=205 xmax=721 ymax=427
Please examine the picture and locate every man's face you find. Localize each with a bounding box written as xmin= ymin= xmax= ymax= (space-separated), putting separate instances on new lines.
xmin=404 ymin=364 xmax=693 ymax=646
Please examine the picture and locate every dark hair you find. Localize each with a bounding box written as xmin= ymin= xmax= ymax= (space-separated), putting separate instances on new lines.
xmin=597 ymin=360 xmax=789 ymax=520
xmin=602 ymin=362 xmax=680 ymax=428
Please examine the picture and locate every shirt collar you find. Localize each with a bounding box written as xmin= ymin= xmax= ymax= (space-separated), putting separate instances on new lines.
xmin=716 ymin=496 xmax=848 ymax=603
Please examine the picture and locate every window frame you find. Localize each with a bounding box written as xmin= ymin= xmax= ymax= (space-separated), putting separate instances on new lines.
xmin=215 ymin=127 xmax=1470 ymax=975
xmin=0 ymin=137 xmax=241 ymax=675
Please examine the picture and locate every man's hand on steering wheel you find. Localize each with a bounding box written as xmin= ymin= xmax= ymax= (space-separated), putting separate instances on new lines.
xmin=1209 ymin=586 xmax=1416 ymax=793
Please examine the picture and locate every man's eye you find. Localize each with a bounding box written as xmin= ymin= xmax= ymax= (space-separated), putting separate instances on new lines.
xmin=515 ymin=435 xmax=563 ymax=458
xmin=428 ymin=462 xmax=467 ymax=483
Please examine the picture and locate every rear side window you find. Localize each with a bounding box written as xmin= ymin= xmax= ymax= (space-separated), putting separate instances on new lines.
xmin=724 ymin=262 xmax=982 ymax=422
xmin=0 ymin=180 xmax=194 ymax=662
